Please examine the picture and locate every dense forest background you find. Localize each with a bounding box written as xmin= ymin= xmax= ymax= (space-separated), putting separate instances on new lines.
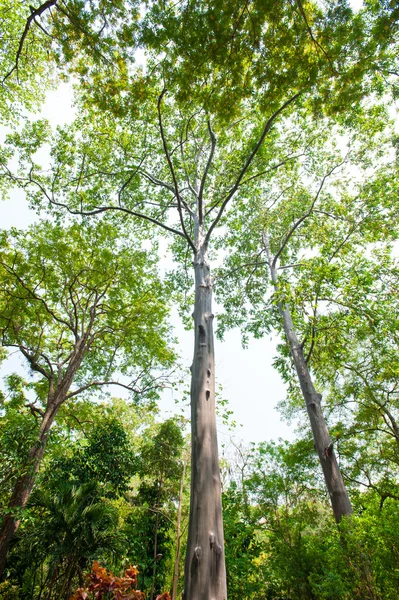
xmin=1 ymin=0 xmax=399 ymax=598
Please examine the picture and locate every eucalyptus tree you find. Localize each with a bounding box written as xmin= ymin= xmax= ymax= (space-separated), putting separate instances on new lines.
xmin=3 ymin=1 xmax=398 ymax=597
xmin=214 ymin=105 xmax=399 ymax=522
xmin=0 ymin=220 xmax=173 ymax=577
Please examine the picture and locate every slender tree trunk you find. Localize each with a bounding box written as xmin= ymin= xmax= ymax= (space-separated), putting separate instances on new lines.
xmin=171 ymin=448 xmax=189 ymax=600
xmin=0 ymin=402 xmax=59 ymax=578
xmin=0 ymin=334 xmax=90 ymax=578
xmin=264 ymin=233 xmax=352 ymax=523
xmin=150 ymin=484 xmax=162 ymax=600
xmin=183 ymin=244 xmax=227 ymax=600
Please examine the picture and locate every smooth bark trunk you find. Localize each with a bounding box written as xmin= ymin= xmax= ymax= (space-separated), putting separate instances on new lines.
xmin=171 ymin=448 xmax=189 ymax=600
xmin=264 ymin=233 xmax=352 ymax=523
xmin=183 ymin=246 xmax=227 ymax=600
xmin=150 ymin=484 xmax=162 ymax=600
xmin=0 ymin=402 xmax=59 ymax=578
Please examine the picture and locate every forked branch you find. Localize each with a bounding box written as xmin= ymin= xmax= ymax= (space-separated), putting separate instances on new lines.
xmin=157 ymin=90 xmax=196 ymax=251
xmin=272 ymin=158 xmax=346 ymax=268
xmin=205 ymin=93 xmax=301 ymax=244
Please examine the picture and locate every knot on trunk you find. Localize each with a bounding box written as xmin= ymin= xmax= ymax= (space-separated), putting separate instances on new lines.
xmin=194 ymin=546 xmax=202 ymax=562
xmin=324 ymin=442 xmax=334 ymax=458
xmin=198 ymin=324 xmax=207 ymax=349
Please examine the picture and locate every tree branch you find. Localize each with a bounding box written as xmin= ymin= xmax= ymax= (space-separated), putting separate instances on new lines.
xmin=157 ymin=90 xmax=195 ymax=251
xmin=272 ymin=159 xmax=346 ymax=268
xmin=25 ymin=402 xmax=45 ymax=419
xmin=65 ymin=379 xmax=144 ymax=400
xmin=198 ymin=119 xmax=216 ymax=224
xmin=295 ymin=0 xmax=337 ymax=73
xmin=2 ymin=0 xmax=58 ymax=83
xmin=18 ymin=345 xmax=52 ymax=381
xmin=45 ymin=196 xmax=187 ymax=239
xmin=205 ymin=93 xmax=301 ymax=244
xmin=140 ymin=168 xmax=195 ymax=216
xmin=237 ymin=152 xmax=305 ymax=188
xmin=1 ymin=260 xmax=74 ymax=332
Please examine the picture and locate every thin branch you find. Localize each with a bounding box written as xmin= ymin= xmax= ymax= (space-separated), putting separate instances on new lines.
xmin=46 ymin=196 xmax=187 ymax=239
xmin=65 ymin=379 xmax=142 ymax=400
xmin=117 ymin=155 xmax=147 ymax=206
xmin=178 ymin=131 xmax=198 ymax=203
xmin=55 ymin=2 xmax=111 ymax=65
xmin=140 ymin=168 xmax=195 ymax=216
xmin=272 ymin=158 xmax=346 ymax=268
xmin=278 ymin=262 xmax=303 ymax=270
xmin=305 ymin=299 xmax=318 ymax=365
xmin=238 ymin=152 xmax=305 ymax=188
xmin=214 ymin=253 xmax=266 ymax=282
xmin=328 ymin=222 xmax=360 ymax=261
xmin=2 ymin=0 xmax=58 ymax=82
xmin=205 ymin=93 xmax=301 ymax=244
xmin=157 ymin=90 xmax=195 ymax=251
xmin=295 ymin=0 xmax=337 ymax=73
xmin=1 ymin=260 xmax=73 ymax=332
xmin=139 ymin=169 xmax=175 ymax=194
xmin=198 ymin=119 xmax=217 ymax=224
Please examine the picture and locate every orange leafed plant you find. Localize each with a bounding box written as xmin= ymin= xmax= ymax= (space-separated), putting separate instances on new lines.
xmin=70 ymin=562 xmax=145 ymax=600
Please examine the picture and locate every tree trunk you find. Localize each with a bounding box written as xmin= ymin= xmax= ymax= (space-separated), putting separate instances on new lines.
xmin=183 ymin=245 xmax=227 ymax=600
xmin=150 ymin=483 xmax=162 ymax=600
xmin=0 ymin=402 xmax=58 ymax=578
xmin=264 ymin=233 xmax=352 ymax=523
xmin=171 ymin=448 xmax=189 ymax=600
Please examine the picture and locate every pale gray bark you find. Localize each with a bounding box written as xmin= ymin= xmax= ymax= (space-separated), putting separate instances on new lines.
xmin=183 ymin=240 xmax=227 ymax=600
xmin=264 ymin=232 xmax=352 ymax=523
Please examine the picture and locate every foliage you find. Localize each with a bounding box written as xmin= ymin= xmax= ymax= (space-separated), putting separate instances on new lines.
xmin=124 ymin=419 xmax=187 ymax=598
xmin=0 ymin=375 xmax=39 ymax=512
xmin=46 ymin=419 xmax=138 ymax=496
xmin=70 ymin=562 xmax=144 ymax=600
xmin=0 ymin=400 xmax=188 ymax=599
xmin=11 ymin=480 xmax=122 ymax=599
xmin=223 ymin=438 xmax=399 ymax=600
xmin=0 ymin=219 xmax=174 ymax=391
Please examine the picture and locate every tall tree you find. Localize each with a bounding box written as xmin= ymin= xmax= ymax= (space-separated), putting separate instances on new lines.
xmin=2 ymin=1 xmax=399 ymax=596
xmin=0 ymin=220 xmax=173 ymax=576
xmin=215 ymin=107 xmax=398 ymax=522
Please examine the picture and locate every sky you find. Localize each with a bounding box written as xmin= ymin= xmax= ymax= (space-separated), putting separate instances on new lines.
xmin=1 ymin=0 xmax=366 ymax=444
